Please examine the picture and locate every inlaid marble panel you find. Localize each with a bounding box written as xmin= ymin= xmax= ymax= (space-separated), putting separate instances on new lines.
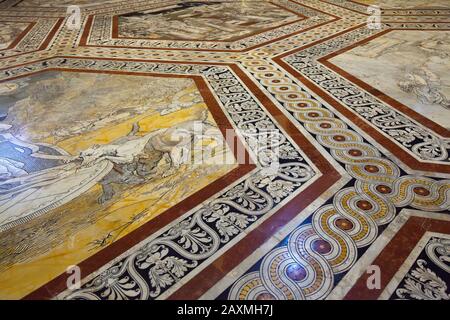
xmin=329 ymin=30 xmax=450 ymax=129
xmin=0 ymin=22 xmax=28 ymax=50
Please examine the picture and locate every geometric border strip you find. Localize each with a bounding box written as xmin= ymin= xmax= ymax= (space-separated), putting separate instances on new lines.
xmin=0 ymin=56 xmax=327 ymax=299
xmin=323 ymin=0 xmax=450 ymax=16
xmin=379 ymin=231 xmax=450 ymax=300
xmin=0 ymin=17 xmax=63 ymax=59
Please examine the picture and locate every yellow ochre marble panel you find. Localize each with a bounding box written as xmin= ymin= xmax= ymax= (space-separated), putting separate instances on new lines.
xmin=0 ymin=71 xmax=237 ymax=299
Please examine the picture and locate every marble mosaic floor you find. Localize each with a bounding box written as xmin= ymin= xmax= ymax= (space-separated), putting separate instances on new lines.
xmin=0 ymin=0 xmax=449 ymax=300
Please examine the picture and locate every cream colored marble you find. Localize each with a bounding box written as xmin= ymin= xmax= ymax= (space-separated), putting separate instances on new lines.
xmin=330 ymin=30 xmax=450 ymax=129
